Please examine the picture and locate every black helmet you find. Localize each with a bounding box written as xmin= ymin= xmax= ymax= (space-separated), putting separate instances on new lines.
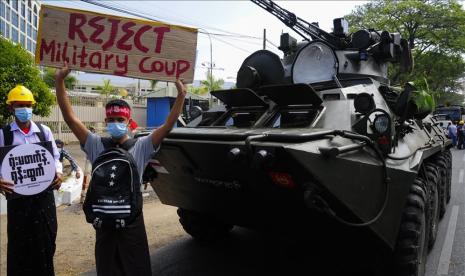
xmin=55 ymin=139 xmax=64 ymax=147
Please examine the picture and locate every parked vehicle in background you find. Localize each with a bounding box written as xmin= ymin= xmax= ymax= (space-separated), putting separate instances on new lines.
xmin=434 ymin=105 xmax=464 ymax=123
xmin=433 ymin=114 xmax=453 ymax=135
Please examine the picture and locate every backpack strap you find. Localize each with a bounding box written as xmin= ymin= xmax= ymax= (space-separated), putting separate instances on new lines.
xmin=101 ymin=137 xmax=137 ymax=151
xmin=121 ymin=138 xmax=137 ymax=151
xmin=2 ymin=125 xmax=13 ymax=146
xmin=35 ymin=123 xmax=46 ymax=142
xmin=101 ymin=137 xmax=114 ymax=150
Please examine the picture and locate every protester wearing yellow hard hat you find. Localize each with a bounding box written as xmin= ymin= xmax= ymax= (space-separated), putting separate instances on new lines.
xmin=6 ymin=85 xmax=36 ymax=104
xmin=6 ymin=85 xmax=36 ymax=123
xmin=1 ymin=84 xmax=63 ymax=276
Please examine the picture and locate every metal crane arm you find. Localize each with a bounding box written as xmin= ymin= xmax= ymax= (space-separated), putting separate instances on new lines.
xmin=251 ymin=0 xmax=347 ymax=49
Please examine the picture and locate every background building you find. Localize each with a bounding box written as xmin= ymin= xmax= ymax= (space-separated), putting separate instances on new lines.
xmin=0 ymin=0 xmax=40 ymax=55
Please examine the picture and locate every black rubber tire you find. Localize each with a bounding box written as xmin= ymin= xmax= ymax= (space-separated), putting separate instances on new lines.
xmin=394 ymin=178 xmax=428 ymax=276
xmin=177 ymin=208 xmax=233 ymax=241
xmin=443 ymin=150 xmax=452 ymax=203
xmin=437 ymin=151 xmax=451 ymax=203
xmin=443 ymin=149 xmax=452 ymax=163
xmin=434 ymin=157 xmax=448 ymax=219
xmin=424 ymin=163 xmax=439 ymax=251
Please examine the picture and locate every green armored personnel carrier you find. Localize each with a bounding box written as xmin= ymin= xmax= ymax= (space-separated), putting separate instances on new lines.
xmin=150 ymin=1 xmax=452 ymax=275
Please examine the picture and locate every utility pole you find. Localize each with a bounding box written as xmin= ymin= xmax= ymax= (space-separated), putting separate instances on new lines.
xmin=209 ymin=34 xmax=213 ymax=107
xmin=137 ymin=79 xmax=140 ymax=97
xmin=263 ymin=29 xmax=266 ymax=50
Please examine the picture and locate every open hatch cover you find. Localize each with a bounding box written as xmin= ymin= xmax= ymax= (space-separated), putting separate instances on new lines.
xmin=258 ymin=83 xmax=323 ymax=106
xmin=211 ymin=88 xmax=268 ymax=107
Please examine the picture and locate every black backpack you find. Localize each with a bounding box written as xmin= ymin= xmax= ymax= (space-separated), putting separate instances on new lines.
xmin=83 ymin=137 xmax=142 ymax=229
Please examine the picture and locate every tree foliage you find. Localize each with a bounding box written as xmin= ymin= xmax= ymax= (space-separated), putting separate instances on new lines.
xmin=0 ymin=38 xmax=55 ymax=123
xmin=345 ymin=0 xmax=465 ymax=105
xmin=346 ymin=0 xmax=465 ymax=55
xmin=188 ymin=72 xmax=225 ymax=95
xmin=43 ymin=67 xmax=77 ymax=90
xmin=149 ymin=79 xmax=158 ymax=90
xmin=96 ymin=79 xmax=115 ymax=98
xmin=201 ymin=72 xmax=225 ymax=92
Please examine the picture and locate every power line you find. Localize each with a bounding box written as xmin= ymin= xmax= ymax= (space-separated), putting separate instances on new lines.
xmin=80 ymin=0 xmax=286 ymax=56
xmin=80 ymin=0 xmax=272 ymax=43
xmin=78 ymin=0 xmax=283 ymax=68
xmin=210 ymin=36 xmax=252 ymax=54
xmin=111 ymin=1 xmax=263 ymax=40
xmin=266 ymin=38 xmax=279 ymax=49
xmin=80 ymin=0 xmax=169 ymax=23
xmin=198 ymin=31 xmax=261 ymax=40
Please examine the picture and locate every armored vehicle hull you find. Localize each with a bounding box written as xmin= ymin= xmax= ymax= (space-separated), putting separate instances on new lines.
xmin=152 ymin=83 xmax=451 ymax=274
xmin=148 ymin=1 xmax=452 ymax=275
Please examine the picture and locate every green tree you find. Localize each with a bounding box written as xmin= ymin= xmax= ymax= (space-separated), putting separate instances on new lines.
xmin=43 ymin=67 xmax=77 ymax=90
xmin=345 ymin=0 xmax=465 ymax=105
xmin=96 ymin=79 xmax=115 ymax=99
xmin=188 ymin=85 xmax=207 ymax=95
xmin=201 ymin=72 xmax=224 ymax=92
xmin=346 ymin=1 xmax=465 ymax=54
xmin=149 ymin=79 xmax=158 ymax=91
xmin=187 ymin=73 xmax=225 ymax=95
xmin=412 ymin=52 xmax=465 ymax=93
xmin=0 ymin=38 xmax=55 ymax=123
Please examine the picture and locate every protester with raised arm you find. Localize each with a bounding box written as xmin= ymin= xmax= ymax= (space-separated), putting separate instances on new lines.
xmin=55 ymin=62 xmax=186 ymax=276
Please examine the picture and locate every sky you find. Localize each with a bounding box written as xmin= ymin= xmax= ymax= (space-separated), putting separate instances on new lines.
xmin=42 ymin=1 xmax=366 ymax=84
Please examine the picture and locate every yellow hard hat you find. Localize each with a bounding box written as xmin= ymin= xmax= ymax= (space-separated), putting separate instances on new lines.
xmin=460 ymin=120 xmax=464 ymax=125
xmin=6 ymin=85 xmax=36 ymax=105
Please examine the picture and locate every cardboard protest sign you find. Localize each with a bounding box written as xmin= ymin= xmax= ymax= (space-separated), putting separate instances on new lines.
xmin=35 ymin=5 xmax=198 ymax=82
xmin=0 ymin=142 xmax=56 ymax=199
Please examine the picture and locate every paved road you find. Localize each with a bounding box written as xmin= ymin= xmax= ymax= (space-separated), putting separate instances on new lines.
xmin=426 ymin=148 xmax=465 ymax=276
xmin=148 ymin=148 xmax=465 ymax=276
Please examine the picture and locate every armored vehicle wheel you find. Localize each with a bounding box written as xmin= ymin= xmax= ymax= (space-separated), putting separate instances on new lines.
xmin=434 ymin=157 xmax=448 ymax=219
xmin=177 ymin=208 xmax=233 ymax=241
xmin=424 ymin=164 xmax=440 ymax=250
xmin=394 ymin=178 xmax=427 ymax=276
xmin=443 ymin=150 xmax=452 ymax=203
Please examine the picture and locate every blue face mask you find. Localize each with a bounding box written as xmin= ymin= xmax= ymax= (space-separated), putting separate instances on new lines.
xmin=15 ymin=107 xmax=33 ymax=123
xmin=106 ymin=122 xmax=128 ymax=138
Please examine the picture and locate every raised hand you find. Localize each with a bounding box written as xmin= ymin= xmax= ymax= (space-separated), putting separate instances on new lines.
xmin=175 ymin=79 xmax=187 ymax=97
xmin=55 ymin=61 xmax=71 ymax=81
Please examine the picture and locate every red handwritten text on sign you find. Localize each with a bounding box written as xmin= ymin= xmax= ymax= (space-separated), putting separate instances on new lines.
xmin=36 ymin=6 xmax=198 ymax=82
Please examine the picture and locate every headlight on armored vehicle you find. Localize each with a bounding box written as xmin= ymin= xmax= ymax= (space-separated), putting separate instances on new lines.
xmin=373 ymin=114 xmax=390 ymax=134
xmin=366 ymin=110 xmax=393 ymax=156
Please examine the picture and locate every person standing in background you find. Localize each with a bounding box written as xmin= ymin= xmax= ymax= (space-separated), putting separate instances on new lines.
xmin=55 ymin=139 xmax=81 ymax=179
xmin=448 ymin=121 xmax=457 ymax=147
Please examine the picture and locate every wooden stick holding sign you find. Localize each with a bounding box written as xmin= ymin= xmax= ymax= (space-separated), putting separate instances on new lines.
xmin=35 ymin=5 xmax=198 ymax=83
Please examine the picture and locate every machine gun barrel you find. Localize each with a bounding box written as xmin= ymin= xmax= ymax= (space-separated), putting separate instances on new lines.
xmin=251 ymin=0 xmax=347 ymax=49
